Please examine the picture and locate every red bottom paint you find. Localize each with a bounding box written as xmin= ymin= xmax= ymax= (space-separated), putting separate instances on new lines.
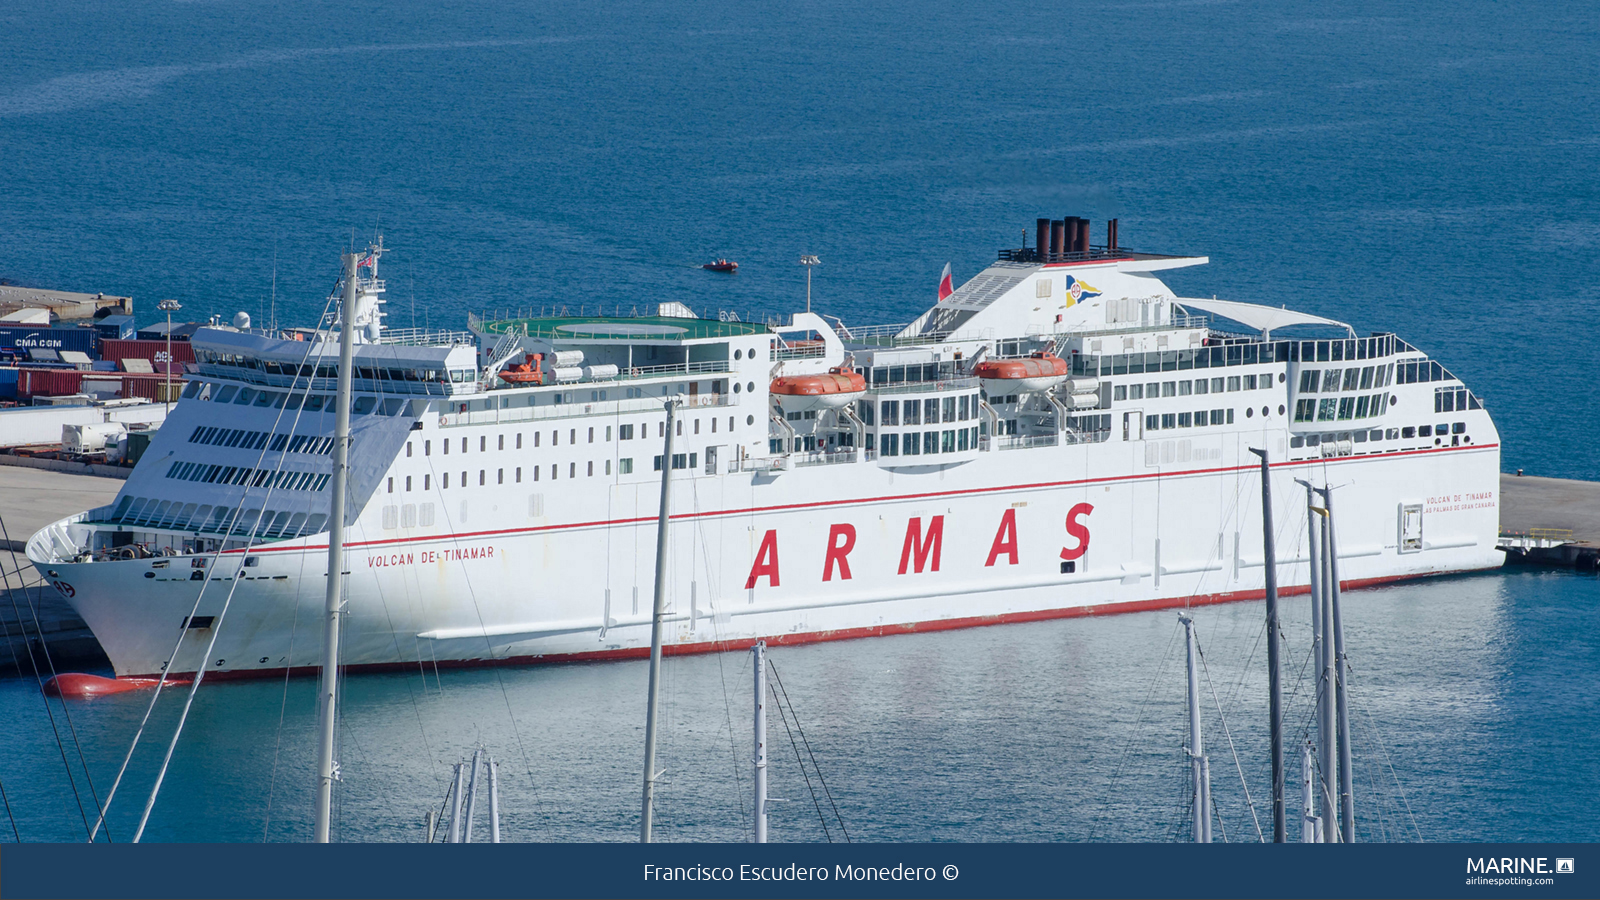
xmin=43 ymin=673 xmax=183 ymax=699
xmin=134 ymin=565 xmax=1498 ymax=682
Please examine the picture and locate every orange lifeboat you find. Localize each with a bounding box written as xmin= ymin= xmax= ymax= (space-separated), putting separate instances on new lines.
xmin=499 ymin=353 xmax=544 ymax=384
xmin=770 ymin=367 xmax=867 ymax=411
xmin=973 ymin=352 xmax=1069 ymax=393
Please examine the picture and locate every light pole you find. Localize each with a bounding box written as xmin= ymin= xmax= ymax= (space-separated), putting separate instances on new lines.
xmin=157 ymin=299 xmax=182 ymax=413
xmin=799 ymin=255 xmax=819 ymax=314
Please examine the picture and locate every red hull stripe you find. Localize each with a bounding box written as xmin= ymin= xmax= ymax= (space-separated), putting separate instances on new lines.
xmin=131 ymin=565 xmax=1498 ymax=681
xmin=236 ymin=442 xmax=1499 ymax=556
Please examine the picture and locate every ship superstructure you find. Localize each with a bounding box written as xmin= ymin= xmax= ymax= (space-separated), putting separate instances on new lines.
xmin=28 ymin=222 xmax=1502 ymax=678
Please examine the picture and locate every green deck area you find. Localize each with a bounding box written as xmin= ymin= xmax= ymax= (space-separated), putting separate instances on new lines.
xmin=478 ymin=315 xmax=771 ymax=342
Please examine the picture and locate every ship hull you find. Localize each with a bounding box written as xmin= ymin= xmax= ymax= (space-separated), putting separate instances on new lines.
xmin=34 ymin=440 xmax=1502 ymax=679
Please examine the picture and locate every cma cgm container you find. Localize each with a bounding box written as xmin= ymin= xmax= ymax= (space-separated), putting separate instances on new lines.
xmin=0 ymin=324 xmax=100 ymax=360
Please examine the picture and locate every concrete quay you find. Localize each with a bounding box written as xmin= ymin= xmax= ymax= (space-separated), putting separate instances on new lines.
xmin=1498 ymin=473 xmax=1600 ymax=571
xmin=0 ymin=465 xmax=119 ymax=672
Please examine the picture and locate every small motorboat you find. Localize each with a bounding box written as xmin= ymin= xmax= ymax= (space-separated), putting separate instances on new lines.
xmin=702 ymin=258 xmax=739 ymax=273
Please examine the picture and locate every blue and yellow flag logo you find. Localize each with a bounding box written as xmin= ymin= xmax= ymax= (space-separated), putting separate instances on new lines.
xmin=1065 ymin=276 xmax=1102 ymax=307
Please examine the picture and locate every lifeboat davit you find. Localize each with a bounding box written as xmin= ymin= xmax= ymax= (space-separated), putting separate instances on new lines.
xmin=770 ymin=367 xmax=867 ymax=412
xmin=973 ymin=353 xmax=1069 ymax=393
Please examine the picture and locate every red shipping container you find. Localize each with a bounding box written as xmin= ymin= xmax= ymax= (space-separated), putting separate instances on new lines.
xmin=18 ymin=368 xmax=84 ymax=399
xmin=100 ymin=338 xmax=195 ymax=374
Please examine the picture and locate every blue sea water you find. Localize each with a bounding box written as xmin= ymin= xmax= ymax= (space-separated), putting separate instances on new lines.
xmin=0 ymin=0 xmax=1597 ymax=843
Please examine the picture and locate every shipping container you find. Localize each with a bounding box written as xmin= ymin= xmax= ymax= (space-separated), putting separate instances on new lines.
xmin=17 ymin=367 xmax=83 ymax=399
xmin=94 ymin=315 xmax=136 ymax=340
xmin=0 ymin=324 xmax=100 ymax=359
xmin=100 ymin=337 xmax=195 ymax=373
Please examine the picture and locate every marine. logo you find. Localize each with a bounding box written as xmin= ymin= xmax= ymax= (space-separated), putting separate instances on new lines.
xmin=1064 ymin=276 xmax=1102 ymax=306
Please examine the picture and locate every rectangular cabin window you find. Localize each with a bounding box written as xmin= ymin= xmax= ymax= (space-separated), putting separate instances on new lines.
xmin=620 ymin=458 xmax=633 ymax=474
xmin=480 ymin=470 xmax=486 ymax=486
xmin=461 ymin=438 xmax=468 ymax=453
xmin=569 ymin=462 xmax=576 ymax=478
xmin=1178 ymin=380 xmax=1192 ymax=396
xmin=587 ymin=461 xmax=594 ymax=476
xmin=1160 ymin=382 xmax=1175 ymax=398
xmin=387 ymin=477 xmax=394 ymax=493
xmin=1178 ymin=412 xmax=1192 ymax=428
xmin=406 ymin=442 xmax=413 ymax=458
xmin=1342 ymin=369 xmax=1361 ymax=392
xmin=1114 ymin=385 xmax=1127 ymax=401
xmin=443 ymin=472 xmax=450 ymax=489
xmin=533 ymin=467 xmax=540 ymax=481
xmin=903 ymin=433 xmax=920 ymax=456
xmin=406 ymin=476 xmax=412 ymax=492
xmin=571 ymin=429 xmax=578 ymax=444
xmin=424 ymin=440 xmax=431 ymax=456
xmin=882 ymin=433 xmax=899 ymax=456
xmin=443 ymin=440 xmax=449 ymax=455
xmin=1299 ymin=370 xmax=1317 ymax=393
xmin=607 ymin=425 xmax=613 ymax=440
xmin=589 ymin=427 xmax=596 ymax=442
xmin=881 ymin=401 xmax=899 ymax=426
xmin=1227 ymin=376 xmax=1242 ymax=392
xmin=902 ymin=400 xmax=919 ymax=425
xmin=1243 ymin=374 xmax=1257 ymax=390
xmin=498 ymin=435 xmax=505 ymax=451
xmin=959 ymin=395 xmax=970 ymax=420
xmin=942 ymin=397 xmax=956 ymax=422
xmin=658 ymin=422 xmax=665 ymax=438
xmin=424 ymin=474 xmax=430 ymax=489
xmin=516 ymin=433 xmax=523 ymax=449
xmin=1322 ymin=369 xmax=1341 ymax=393
xmin=481 ymin=436 xmax=487 ymax=452
xmin=1146 ymin=415 xmax=1159 ymax=432
xmin=620 ymin=424 xmax=634 ymax=440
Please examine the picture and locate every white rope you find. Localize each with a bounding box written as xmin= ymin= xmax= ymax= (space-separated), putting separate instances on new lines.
xmin=1194 ymin=626 xmax=1265 ymax=842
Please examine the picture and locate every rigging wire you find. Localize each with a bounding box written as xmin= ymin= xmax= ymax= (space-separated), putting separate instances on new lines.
xmin=0 ymin=776 xmax=18 ymax=842
xmin=767 ymin=658 xmax=849 ymax=842
xmin=689 ymin=476 xmax=749 ymax=836
xmin=0 ymin=532 xmax=97 ymax=841
xmin=124 ymin=273 xmax=343 ymax=842
xmin=1193 ymin=625 xmax=1264 ymax=842
xmin=1089 ymin=619 xmax=1182 ymax=840
xmin=766 ymin=668 xmax=830 ymax=842
xmin=1346 ymin=666 xmax=1423 ymax=841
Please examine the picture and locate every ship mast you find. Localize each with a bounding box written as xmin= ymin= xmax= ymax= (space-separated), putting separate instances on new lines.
xmin=1249 ymin=447 xmax=1287 ymax=842
xmin=313 ymin=250 xmax=359 ymax=843
xmin=639 ymin=399 xmax=679 ymax=842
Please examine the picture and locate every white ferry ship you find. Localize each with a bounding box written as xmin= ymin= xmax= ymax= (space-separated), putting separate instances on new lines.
xmin=27 ymin=220 xmax=1502 ymax=679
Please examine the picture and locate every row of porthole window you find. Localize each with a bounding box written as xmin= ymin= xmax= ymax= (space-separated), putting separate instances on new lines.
xmin=388 ymin=459 xmax=639 ymax=493
xmin=408 ymin=415 xmax=758 ymax=458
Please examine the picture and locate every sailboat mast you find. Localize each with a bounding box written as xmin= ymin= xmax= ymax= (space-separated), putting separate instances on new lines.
xmin=313 ymin=251 xmax=358 ymax=844
xmin=1249 ymin=448 xmax=1286 ymax=842
xmin=640 ymin=399 xmax=679 ymax=843
xmin=1298 ymin=479 xmax=1330 ymax=842
xmin=1319 ymin=487 xmax=1355 ymax=842
xmin=753 ymin=640 xmax=769 ymax=843
xmin=1181 ymin=614 xmax=1211 ymax=843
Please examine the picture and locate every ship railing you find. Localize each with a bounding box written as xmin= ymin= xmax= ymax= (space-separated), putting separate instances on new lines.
xmin=1498 ymin=528 xmax=1574 ymax=550
xmin=736 ymin=455 xmax=788 ymax=473
xmin=998 ymin=246 xmax=1131 ymax=264
xmin=993 ymin=432 xmax=1061 ymax=451
xmin=377 ymin=327 xmax=477 ymax=347
xmin=439 ymin=392 xmax=731 ymax=427
xmin=613 ymin=360 xmax=732 ymax=381
xmin=1062 ymin=428 xmax=1112 ymax=446
xmin=773 ymin=344 xmax=826 ymax=361
xmin=793 ymin=449 xmax=859 ymax=468
xmin=868 ymin=377 xmax=981 ymax=396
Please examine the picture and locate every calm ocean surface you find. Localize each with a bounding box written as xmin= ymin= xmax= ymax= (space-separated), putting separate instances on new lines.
xmin=1 ymin=0 xmax=1596 ymax=842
